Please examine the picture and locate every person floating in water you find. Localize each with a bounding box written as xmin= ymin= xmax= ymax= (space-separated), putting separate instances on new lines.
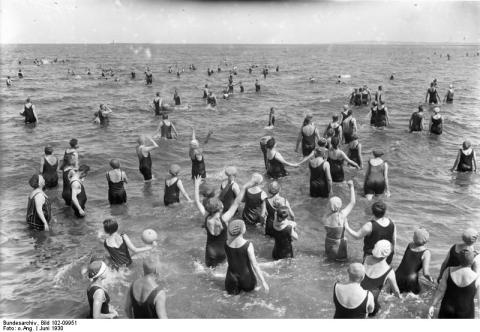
xmin=173 ymin=89 xmax=181 ymax=105
xmin=267 ymin=107 xmax=275 ymax=127
xmin=425 ymin=82 xmax=441 ymax=105
xmin=443 ymin=84 xmax=454 ymax=103
xmin=430 ymin=107 xmax=443 ymax=135
xmin=20 ymin=97 xmax=38 ymax=125
xmin=131 ymin=70 xmax=136 ymax=79
xmin=409 ymin=105 xmax=425 ymax=133
xmin=255 ymin=79 xmax=260 ymax=92
xmin=451 ymin=140 xmax=477 ymax=172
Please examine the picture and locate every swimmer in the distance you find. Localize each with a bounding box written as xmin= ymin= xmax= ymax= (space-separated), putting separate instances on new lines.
xmin=6 ymin=76 xmax=12 ymax=87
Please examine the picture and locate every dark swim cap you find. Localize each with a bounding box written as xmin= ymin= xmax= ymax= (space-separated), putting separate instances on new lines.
xmin=276 ymin=206 xmax=289 ymax=220
xmin=69 ymin=138 xmax=78 ymax=148
xmin=44 ymin=146 xmax=54 ymax=154
xmin=29 ymin=174 xmax=40 ymax=188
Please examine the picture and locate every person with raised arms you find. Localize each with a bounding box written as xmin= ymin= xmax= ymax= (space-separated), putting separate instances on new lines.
xmin=93 ymin=104 xmax=113 ymax=126
xmin=189 ymin=127 xmax=213 ymax=180
xmin=136 ymin=135 xmax=159 ymax=182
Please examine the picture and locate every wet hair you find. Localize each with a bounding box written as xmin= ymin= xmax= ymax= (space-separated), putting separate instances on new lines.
xmin=326 ymin=128 xmax=334 ymax=137
xmin=418 ymin=105 xmax=424 ymax=112
xmin=314 ymin=147 xmax=326 ymax=158
xmin=331 ymin=136 xmax=340 ymax=149
xmin=103 ymin=218 xmax=118 ymax=234
xmin=78 ymin=164 xmax=90 ymax=175
xmin=462 ymin=140 xmax=471 ymax=150
xmin=303 ymin=117 xmax=311 ymax=126
xmin=372 ymin=201 xmax=387 ymax=218
xmin=29 ymin=174 xmax=40 ymax=188
xmin=276 ymin=206 xmax=289 ymax=221
xmin=265 ymin=137 xmax=276 ymax=150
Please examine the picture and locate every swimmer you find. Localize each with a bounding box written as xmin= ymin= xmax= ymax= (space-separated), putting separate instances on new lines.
xmin=324 ymin=181 xmax=355 ymax=261
xmin=259 ymin=135 xmax=272 ymax=169
xmin=242 ymin=173 xmax=268 ymax=227
xmin=189 ymin=127 xmax=212 ymax=179
xmin=156 ymin=114 xmax=178 ymax=140
xmin=102 ymin=218 xmax=155 ymax=268
xmin=224 ymin=219 xmax=269 ymax=294
xmin=86 ymin=261 xmax=118 ymax=319
xmin=361 ymin=240 xmax=401 ymax=316
xmin=106 ymin=159 xmax=128 ymax=205
xmin=218 ymin=166 xmax=240 ymax=213
xmin=295 ymin=113 xmax=321 ymax=157
xmin=425 ymin=82 xmax=441 ymax=104
xmin=451 ymin=140 xmax=477 ymax=172
xmin=443 ymin=84 xmax=454 ymax=103
xmin=61 ymin=138 xmax=79 ymax=170
xmin=173 ymin=89 xmax=181 ymax=105
xmin=203 ymin=84 xmax=209 ymax=99
xmin=347 ymin=134 xmax=363 ymax=169
xmin=368 ymin=101 xmax=378 ymax=126
xmin=271 ymin=206 xmax=298 ymax=260
xmin=125 ymin=256 xmax=168 ymax=318
xmin=94 ymin=104 xmax=113 ymax=126
xmin=276 ymin=65 xmax=279 ymax=72
xmin=206 ymin=91 xmax=217 ymax=108
xmin=373 ymin=101 xmax=389 ymax=127
xmin=145 ymin=68 xmax=153 ymax=85
xmin=409 ymin=105 xmax=425 ymax=132
xmin=327 ymin=137 xmax=360 ymax=183
xmin=265 ymin=181 xmax=295 ymax=237
xmin=136 ymin=135 xmax=159 ymax=182
xmin=194 ymin=176 xmax=255 ymax=268
xmin=390 ymin=73 xmax=395 ymax=80
xmin=20 ymin=97 xmax=38 ymax=125
xmin=6 ymin=76 xmax=12 ymax=87
xmin=437 ymin=228 xmax=479 ymax=282
xmin=345 ymin=201 xmax=396 ymax=265
xmin=324 ymin=115 xmax=343 ymax=142
xmin=164 ymin=164 xmax=192 ymax=206
xmin=61 ymin=154 xmax=76 ymax=206
xmin=255 ymin=79 xmax=260 ymax=92
xmin=266 ymin=137 xmax=306 ymax=179
xmin=429 ymin=248 xmax=479 ymax=318
xmin=26 ymin=174 xmax=51 ymax=232
xmin=87 ymin=68 xmax=91 ymax=75
xmin=131 ymin=71 xmax=136 ymax=79
xmin=267 ymin=107 xmax=276 ymax=127
xmin=153 ymin=92 xmax=163 ymax=116
xmin=248 ymin=67 xmax=252 ymax=74
xmin=361 ymin=85 xmax=371 ymax=105
xmin=341 ymin=109 xmax=357 ymax=144
xmin=70 ymin=165 xmax=90 ymax=218
xmin=333 ymin=263 xmax=375 ymax=318
xmin=364 ymin=149 xmax=390 ymax=199
xmin=239 ymin=82 xmax=244 ymax=93
xmin=374 ymin=86 xmax=384 ymax=104
xmin=430 ymin=107 xmax=443 ymax=135
xmin=395 ymin=228 xmax=434 ymax=294
xmin=18 ymin=69 xmax=23 ymax=78
xmin=40 ymin=146 xmax=59 ymax=188
xmin=309 ymin=147 xmax=332 ymax=198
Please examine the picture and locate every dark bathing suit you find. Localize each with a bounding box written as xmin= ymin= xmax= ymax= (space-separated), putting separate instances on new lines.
xmin=104 ymin=234 xmax=133 ymax=267
xmin=191 ymin=155 xmax=206 ymax=179
xmin=26 ymin=192 xmax=51 ymax=231
xmin=395 ymin=244 xmax=426 ymax=294
xmin=309 ymin=161 xmax=329 ymax=198
xmin=360 ymin=267 xmax=392 ymax=317
xmin=153 ymin=99 xmax=161 ymax=116
xmin=328 ymin=153 xmax=344 ymax=183
xmin=106 ymin=171 xmax=127 ymax=204
xmin=264 ymin=199 xmax=276 ymax=237
xmin=218 ymin=182 xmax=236 ymax=213
xmin=70 ymin=179 xmax=87 ymax=217
xmin=301 ymin=127 xmax=316 ymax=156
xmin=364 ymin=160 xmax=386 ymax=196
xmin=457 ymin=149 xmax=475 ymax=172
xmin=443 ymin=245 xmax=478 ymax=270
xmin=438 ymin=268 xmax=476 ymax=318
xmin=348 ymin=144 xmax=361 ymax=167
xmin=242 ymin=190 xmax=264 ymax=225
xmin=272 ymin=225 xmax=294 ymax=260
xmin=225 ymin=241 xmax=257 ymax=295
xmin=130 ymin=286 xmax=163 ymax=318
xmin=370 ymin=107 xmax=378 ymax=125
xmin=61 ymin=168 xmax=73 ymax=205
xmin=375 ymin=108 xmax=387 ymax=127
xmin=333 ymin=283 xmax=370 ymax=319
xmin=87 ymin=286 xmax=110 ymax=318
xmin=42 ymin=158 xmax=58 ymax=188
xmin=363 ymin=219 xmax=395 ymax=265
xmin=342 ymin=118 xmax=355 ymax=143
xmin=164 ymin=179 xmax=180 ymax=206
xmin=138 ymin=151 xmax=152 ymax=181
xmin=204 ymin=216 xmax=227 ymax=267
xmin=410 ymin=112 xmax=423 ymax=132
xmin=23 ymin=105 xmax=36 ymax=123
xmin=267 ymin=153 xmax=288 ymax=179
xmin=427 ymin=87 xmax=438 ymax=104
xmin=161 ymin=122 xmax=173 ymax=139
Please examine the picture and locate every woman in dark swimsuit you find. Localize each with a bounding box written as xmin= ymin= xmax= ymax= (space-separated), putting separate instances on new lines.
xmin=347 ymin=134 xmax=363 ymax=168
xmin=26 ymin=174 xmax=51 ymax=231
xmin=430 ymin=107 xmax=443 ymax=135
xmin=271 ymin=206 xmax=298 ymax=260
xmin=295 ymin=114 xmax=321 ymax=157
xmin=86 ymin=261 xmax=118 ymax=319
xmin=309 ymin=147 xmax=332 ymax=198
xmin=40 ymin=146 xmax=59 ymax=188
xmin=364 ymin=149 xmax=390 ymax=200
xmin=266 ymin=137 xmax=304 ymax=179
xmin=106 ymin=159 xmax=128 ymax=205
xmin=425 ymin=82 xmax=441 ymax=104
xmin=327 ymin=137 xmax=360 ymax=183
xmin=451 ymin=140 xmax=477 ymax=172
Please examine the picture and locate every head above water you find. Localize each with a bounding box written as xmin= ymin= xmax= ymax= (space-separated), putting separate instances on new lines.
xmin=329 ymin=196 xmax=342 ymax=212
xmin=332 ymin=115 xmax=339 ymax=122
xmin=251 ymin=173 xmax=264 ymax=186
xmin=347 ymin=263 xmax=365 ymax=282
xmin=462 ymin=140 xmax=471 ymax=150
xmin=44 ymin=146 xmax=54 ymax=155
xmin=418 ymin=105 xmax=424 ymax=112
xmin=169 ymin=164 xmax=180 ymax=176
xmin=156 ymin=92 xmax=160 ymax=96
xmin=228 ymin=219 xmax=246 ymax=237
xmin=137 ymin=135 xmax=146 ymax=145
xmin=276 ymin=206 xmax=290 ymax=221
xmin=143 ymin=255 xmax=160 ymax=275
xmin=78 ymin=165 xmax=90 ymax=178
xmin=109 ymin=159 xmax=120 ymax=169
xmin=88 ymin=260 xmax=107 ymax=281
xmin=318 ymin=138 xmax=328 ymax=148
xmin=205 ymin=197 xmax=224 ymax=215
xmin=314 ymin=147 xmax=327 ymax=158
xmin=103 ymin=218 xmax=119 ymax=235
xmin=225 ymin=166 xmax=237 ymax=177
xmin=343 ymin=104 xmax=349 ymax=111
xmin=162 ymin=113 xmax=169 ymax=119
xmin=372 ymin=240 xmax=392 ymax=259
xmin=29 ymin=174 xmax=44 ymax=189
xmin=69 ymin=138 xmax=78 ymax=148
xmin=413 ymin=227 xmax=429 ymax=245
xmin=265 ymin=137 xmax=276 ymax=150
xmin=372 ymin=149 xmax=384 ymax=158
xmin=268 ymin=181 xmax=280 ymax=195
xmin=26 ymin=97 xmax=31 ymax=103
xmin=331 ymin=136 xmax=340 ymax=149
xmin=371 ymin=200 xmax=387 ymax=218
xmin=462 ymin=228 xmax=478 ymax=246
xmin=433 ymin=107 xmax=440 ymax=113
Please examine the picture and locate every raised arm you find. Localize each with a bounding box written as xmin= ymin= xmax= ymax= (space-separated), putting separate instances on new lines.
xmin=177 ymin=179 xmax=192 ymax=202
xmin=221 ymin=179 xmax=256 ymax=222
xmin=247 ymin=243 xmax=269 ymax=293
xmin=123 ymin=234 xmax=154 ymax=254
xmin=342 ymin=180 xmax=356 ymax=216
xmin=193 ymin=176 xmax=206 ymax=216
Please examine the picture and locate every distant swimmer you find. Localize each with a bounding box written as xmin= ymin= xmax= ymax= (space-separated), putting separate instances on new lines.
xmin=255 ymin=79 xmax=260 ymax=92
xmin=248 ymin=67 xmax=252 ymax=74
xmin=347 ymin=134 xmax=363 ymax=169
xmin=350 ymin=88 xmax=362 ymax=106
xmin=40 ymin=146 xmax=59 ymax=189
xmin=20 ymin=97 xmax=38 ymax=125
xmin=276 ymin=65 xmax=279 ymax=72
xmin=395 ymin=228 xmax=434 ymax=294
xmin=409 ymin=105 xmax=425 ymax=133
xmin=86 ymin=68 xmax=91 ymax=75
xmin=295 ymin=113 xmax=321 ymax=157
xmin=136 ymin=135 xmax=159 ymax=182
xmin=131 ymin=71 xmax=136 ymax=79
xmin=70 ymin=165 xmax=90 ymax=218
xmin=206 ymin=91 xmax=217 ymax=108
xmin=173 ymin=89 xmax=181 ymax=105
xmin=309 ymin=77 xmax=316 ymax=83
xmin=26 ymin=174 xmax=51 ymax=231
xmin=309 ymin=147 xmax=332 ymax=198
xmin=271 ymin=206 xmax=298 ymax=260
xmin=164 ymin=164 xmax=192 ymax=206
xmin=430 ymin=107 xmax=443 ymax=135
xmin=425 ymin=82 xmax=441 ymax=104
xmin=106 ymin=159 xmax=128 ymax=205
xmin=18 ymin=69 xmax=23 ymax=78
xmin=125 ymin=256 xmax=168 ymax=319
xmin=203 ymin=84 xmax=209 ymax=99
xmin=102 ymin=218 xmax=155 ymax=268
xmin=239 ymin=82 xmax=244 ymax=93
xmin=363 ymin=149 xmax=390 ymax=200
xmin=332 ymin=263 xmax=375 ymax=318
xmin=374 ymin=86 xmax=384 ymax=104
xmin=156 ymin=113 xmax=178 ymax=139
xmin=153 ymin=92 xmax=163 ymax=116
xmin=451 ymin=140 xmax=477 ymax=172
xmin=324 ymin=181 xmax=355 ymax=261
xmin=443 ymin=84 xmax=454 ymax=103
xmin=390 ymin=73 xmax=395 ymax=80
xmin=145 ymin=68 xmax=153 ymax=85
xmin=176 ymin=70 xmax=180 ymax=78
xmin=86 ymin=260 xmax=118 ymax=319
xmin=94 ymin=104 xmax=113 ymax=126
xmin=6 ymin=76 xmax=12 ymax=87
xmin=267 ymin=107 xmax=275 ymax=127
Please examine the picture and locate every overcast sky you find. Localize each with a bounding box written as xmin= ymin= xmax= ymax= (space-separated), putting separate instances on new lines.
xmin=1 ymin=0 xmax=479 ymax=44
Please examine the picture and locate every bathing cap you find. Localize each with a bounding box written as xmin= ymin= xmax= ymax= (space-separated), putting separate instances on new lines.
xmin=462 ymin=228 xmax=478 ymax=245
xmin=69 ymin=138 xmax=78 ymax=148
xmin=169 ymin=164 xmax=180 ymax=176
xmin=413 ymin=228 xmax=429 ymax=245
xmin=44 ymin=146 xmax=54 ymax=154
xmin=88 ymin=261 xmax=107 ymax=280
xmin=458 ymin=248 xmax=476 ymax=267
xmin=225 ymin=166 xmax=237 ymax=176
xmin=268 ymin=181 xmax=280 ymax=195
xmin=190 ymin=139 xmax=200 ymax=149
xmin=347 ymin=263 xmax=365 ymax=282
xmin=329 ymin=196 xmax=342 ymax=212
xmin=462 ymin=140 xmax=471 ymax=150
xmin=433 ymin=107 xmax=440 ymax=113
xmin=251 ymin=173 xmax=263 ymax=185
xmin=109 ymin=159 xmax=120 ymax=169
xmin=372 ymin=149 xmax=384 ymax=157
xmin=200 ymin=182 xmax=216 ymax=198
xmin=205 ymin=197 xmax=224 ymax=214
xmin=372 ymin=240 xmax=392 ymax=259
xmin=228 ymin=219 xmax=245 ymax=237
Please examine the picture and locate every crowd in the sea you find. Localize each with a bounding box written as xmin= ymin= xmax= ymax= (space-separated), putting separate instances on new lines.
xmin=5 ymin=53 xmax=480 ymax=319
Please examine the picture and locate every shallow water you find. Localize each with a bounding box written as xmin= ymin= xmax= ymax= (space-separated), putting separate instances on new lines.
xmin=0 ymin=44 xmax=479 ymax=318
